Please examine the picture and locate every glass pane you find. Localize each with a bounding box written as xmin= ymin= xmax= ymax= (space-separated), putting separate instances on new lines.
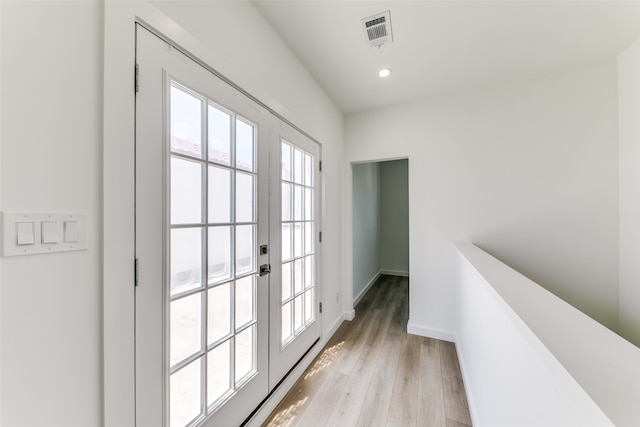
xmin=208 ymin=166 xmax=230 ymax=224
xmin=305 ymin=289 xmax=314 ymax=323
xmin=294 ymin=295 xmax=303 ymax=332
xmin=305 ymin=188 xmax=313 ymax=221
xmin=171 ymin=228 xmax=202 ymax=295
xmin=305 ymin=222 xmax=313 ymax=255
xmin=304 ymin=256 xmax=314 ymax=289
xmin=208 ymin=284 xmax=231 ymax=345
xmin=207 ymin=341 xmax=231 ymax=406
xmin=236 ymin=172 xmax=254 ymax=223
xmin=293 ymin=185 xmax=302 ymax=221
xmin=236 ymin=225 xmax=255 ymax=275
xmin=282 ymin=183 xmax=292 ymax=222
xmin=236 ymin=119 xmax=254 ymax=172
xmin=294 ymin=259 xmax=303 ymax=295
xmin=304 ymin=154 xmax=312 ymax=187
xmin=171 ymin=157 xmax=202 ymax=225
xmin=208 ymin=226 xmax=231 ymax=285
xmin=208 ymin=104 xmax=231 ymax=166
xmin=282 ymin=223 xmax=292 ymax=261
xmin=281 ymin=142 xmax=291 ymax=181
xmin=171 ymin=85 xmax=202 ymax=159
xmin=293 ymin=148 xmax=303 ymax=184
xmin=170 ymin=292 xmax=202 ymax=367
xmin=294 ymin=222 xmax=303 ymax=258
xmin=170 ymin=358 xmax=201 ymax=427
xmin=235 ymin=326 xmax=255 ymax=383
xmin=282 ymin=261 xmax=292 ymax=302
xmin=235 ymin=276 xmax=254 ymax=328
xmin=282 ymin=302 xmax=292 ymax=343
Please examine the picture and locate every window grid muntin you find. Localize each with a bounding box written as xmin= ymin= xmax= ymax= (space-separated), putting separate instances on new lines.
xmin=169 ymin=80 xmax=258 ymax=425
xmin=281 ymin=140 xmax=316 ymax=347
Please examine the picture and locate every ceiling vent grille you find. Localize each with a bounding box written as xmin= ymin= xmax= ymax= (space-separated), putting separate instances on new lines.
xmin=361 ymin=10 xmax=393 ymax=48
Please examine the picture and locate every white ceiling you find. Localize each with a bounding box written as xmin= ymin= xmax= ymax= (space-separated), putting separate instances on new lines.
xmin=254 ymin=1 xmax=640 ymax=114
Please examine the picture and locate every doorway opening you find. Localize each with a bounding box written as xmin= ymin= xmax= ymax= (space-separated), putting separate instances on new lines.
xmin=351 ymin=159 xmax=409 ymax=306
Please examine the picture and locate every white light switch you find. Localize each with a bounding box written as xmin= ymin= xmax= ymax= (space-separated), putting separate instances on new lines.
xmin=17 ymin=222 xmax=35 ymax=245
xmin=2 ymin=212 xmax=87 ymax=257
xmin=64 ymin=221 xmax=79 ymax=243
xmin=42 ymin=221 xmax=58 ymax=244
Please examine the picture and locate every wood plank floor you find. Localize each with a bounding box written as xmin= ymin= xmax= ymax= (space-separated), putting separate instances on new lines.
xmin=262 ymin=275 xmax=472 ymax=427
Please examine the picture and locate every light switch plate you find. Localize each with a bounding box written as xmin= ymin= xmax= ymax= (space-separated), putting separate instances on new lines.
xmin=1 ymin=212 xmax=88 ymax=257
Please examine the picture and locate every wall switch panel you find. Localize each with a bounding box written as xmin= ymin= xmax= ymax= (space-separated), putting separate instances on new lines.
xmin=1 ymin=212 xmax=88 ymax=257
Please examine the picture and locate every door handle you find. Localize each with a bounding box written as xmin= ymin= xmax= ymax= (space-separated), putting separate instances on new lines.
xmin=259 ymin=264 xmax=271 ymax=276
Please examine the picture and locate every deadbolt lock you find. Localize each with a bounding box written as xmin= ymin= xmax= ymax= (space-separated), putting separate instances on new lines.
xmin=259 ymin=264 xmax=271 ymax=276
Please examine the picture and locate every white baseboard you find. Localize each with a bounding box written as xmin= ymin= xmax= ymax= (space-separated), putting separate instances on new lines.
xmin=406 ymin=320 xmax=456 ymax=343
xmin=453 ymin=338 xmax=480 ymax=427
xmin=353 ymin=270 xmax=382 ymax=306
xmin=380 ymin=269 xmax=409 ymax=277
xmin=325 ymin=313 xmax=344 ymax=339
xmin=343 ymin=309 xmax=355 ymax=321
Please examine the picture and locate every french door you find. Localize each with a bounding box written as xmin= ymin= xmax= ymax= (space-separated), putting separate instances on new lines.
xmin=135 ymin=26 xmax=321 ymax=427
xmin=269 ymin=124 xmax=321 ymax=388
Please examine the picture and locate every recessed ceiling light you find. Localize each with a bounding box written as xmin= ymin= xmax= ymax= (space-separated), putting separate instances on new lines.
xmin=379 ymin=68 xmax=391 ymax=78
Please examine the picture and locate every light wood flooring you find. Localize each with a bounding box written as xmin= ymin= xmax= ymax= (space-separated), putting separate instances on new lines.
xmin=263 ymin=275 xmax=472 ymax=427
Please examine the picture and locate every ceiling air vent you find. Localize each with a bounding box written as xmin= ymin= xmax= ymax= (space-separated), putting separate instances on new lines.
xmin=361 ymin=10 xmax=393 ymax=48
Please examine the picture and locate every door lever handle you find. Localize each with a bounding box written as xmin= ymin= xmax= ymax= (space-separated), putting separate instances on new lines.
xmin=259 ymin=264 xmax=271 ymax=276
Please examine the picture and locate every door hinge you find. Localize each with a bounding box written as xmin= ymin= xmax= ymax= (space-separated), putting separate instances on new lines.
xmin=135 ymin=63 xmax=140 ymax=93
xmin=319 ymin=231 xmax=322 ymax=243
xmin=134 ymin=258 xmax=140 ymax=286
xmin=319 ymin=160 xmax=323 ymax=172
xmin=319 ymin=302 xmax=323 ymax=314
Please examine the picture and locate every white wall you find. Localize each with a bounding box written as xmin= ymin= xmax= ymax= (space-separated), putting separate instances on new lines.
xmin=345 ymin=61 xmax=620 ymax=337
xmin=455 ymin=243 xmax=640 ymax=427
xmin=379 ymin=159 xmax=409 ymax=275
xmin=618 ymin=37 xmax=640 ymax=347
xmin=1 ymin=2 xmax=104 ymax=426
xmin=352 ymin=162 xmax=380 ymax=301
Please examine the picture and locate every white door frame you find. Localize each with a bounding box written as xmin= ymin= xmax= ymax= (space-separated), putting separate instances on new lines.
xmin=104 ymin=3 xmax=328 ymax=425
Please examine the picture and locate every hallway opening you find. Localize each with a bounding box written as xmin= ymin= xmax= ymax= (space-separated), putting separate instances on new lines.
xmin=351 ymin=159 xmax=409 ymax=306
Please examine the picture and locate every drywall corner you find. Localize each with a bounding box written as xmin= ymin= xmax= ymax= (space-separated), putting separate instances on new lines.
xmin=618 ymin=37 xmax=640 ymax=347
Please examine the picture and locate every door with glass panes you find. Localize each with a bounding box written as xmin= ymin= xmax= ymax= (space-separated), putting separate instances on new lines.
xmin=269 ymin=123 xmax=321 ymax=388
xmin=135 ymin=26 xmax=321 ymax=427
